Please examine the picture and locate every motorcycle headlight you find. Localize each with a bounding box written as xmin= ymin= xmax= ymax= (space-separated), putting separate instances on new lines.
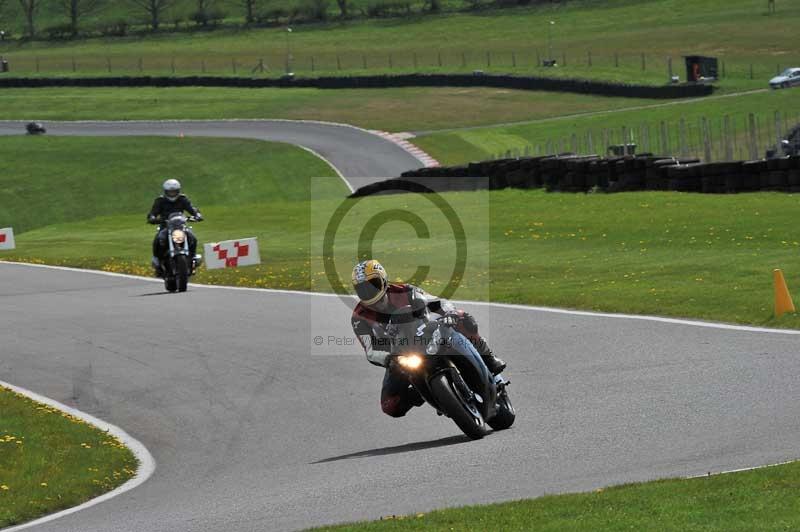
xmin=396 ymin=354 xmax=424 ymax=370
xmin=171 ymin=229 xmax=186 ymax=244
xmin=426 ymin=328 xmax=441 ymax=355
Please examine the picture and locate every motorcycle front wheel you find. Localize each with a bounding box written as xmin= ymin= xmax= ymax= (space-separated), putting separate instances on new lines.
xmin=175 ymin=255 xmax=189 ymax=292
xmin=488 ymin=389 xmax=515 ymax=431
xmin=429 ymin=373 xmax=486 ymax=440
xmin=164 ymin=276 xmax=177 ymax=293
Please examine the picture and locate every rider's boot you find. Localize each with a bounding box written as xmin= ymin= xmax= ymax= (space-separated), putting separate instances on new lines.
xmin=473 ymin=337 xmax=506 ymax=375
xmin=151 ymin=256 xmax=161 ymax=276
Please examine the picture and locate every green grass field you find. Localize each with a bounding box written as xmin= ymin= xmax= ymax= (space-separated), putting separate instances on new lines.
xmin=2 ymin=137 xmax=799 ymax=329
xmin=0 ymin=135 xmax=339 ymax=234
xmin=0 ymin=86 xmax=664 ymax=131
xmin=309 ymin=461 xmax=800 ymax=531
xmin=0 ymin=0 xmax=798 ymax=90
xmin=0 ymin=386 xmax=138 ymax=528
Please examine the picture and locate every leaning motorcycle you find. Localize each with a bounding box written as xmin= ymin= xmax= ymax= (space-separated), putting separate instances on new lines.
xmin=152 ymin=213 xmax=202 ymax=293
xmin=387 ymin=301 xmax=515 ymax=440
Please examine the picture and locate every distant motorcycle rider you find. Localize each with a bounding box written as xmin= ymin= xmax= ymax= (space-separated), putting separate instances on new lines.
xmin=147 ymin=179 xmax=203 ymax=271
xmin=350 ymin=259 xmax=506 ymax=418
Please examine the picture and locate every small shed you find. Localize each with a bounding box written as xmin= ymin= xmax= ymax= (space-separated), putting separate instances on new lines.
xmin=684 ymin=55 xmax=718 ymax=82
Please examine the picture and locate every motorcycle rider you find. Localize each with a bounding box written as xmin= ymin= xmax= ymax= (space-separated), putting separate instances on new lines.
xmin=147 ymin=179 xmax=203 ymax=273
xmin=350 ymin=259 xmax=506 ymax=418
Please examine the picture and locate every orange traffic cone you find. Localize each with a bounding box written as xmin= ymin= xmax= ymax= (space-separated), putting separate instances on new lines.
xmin=774 ymin=269 xmax=796 ymax=318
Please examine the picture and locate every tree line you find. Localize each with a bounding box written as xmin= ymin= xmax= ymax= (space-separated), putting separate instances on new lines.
xmin=0 ymin=0 xmax=566 ymax=40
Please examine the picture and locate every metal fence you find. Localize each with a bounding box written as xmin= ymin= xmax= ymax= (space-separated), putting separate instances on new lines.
xmin=2 ymin=51 xmax=797 ymax=80
xmin=495 ymin=112 xmax=800 ymax=163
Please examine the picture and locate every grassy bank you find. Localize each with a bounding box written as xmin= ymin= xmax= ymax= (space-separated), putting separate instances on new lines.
xmin=309 ymin=461 xmax=800 ymax=531
xmin=10 ymin=187 xmax=800 ymax=328
xmin=0 ymin=135 xmax=340 ymax=234
xmin=0 ymin=386 xmax=138 ymax=528
xmin=2 ymin=136 xmax=798 ymax=328
xmin=413 ymin=88 xmax=800 ymax=164
xmin=0 ymin=0 xmax=797 ymax=89
xmin=0 ymin=86 xmax=662 ymax=132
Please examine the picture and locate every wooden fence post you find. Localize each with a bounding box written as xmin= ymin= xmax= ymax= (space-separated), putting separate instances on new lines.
xmin=723 ymin=115 xmax=733 ymax=161
xmin=702 ymin=116 xmax=712 ymax=162
xmin=679 ymin=118 xmax=688 ymax=158
xmin=748 ymin=113 xmax=758 ymax=160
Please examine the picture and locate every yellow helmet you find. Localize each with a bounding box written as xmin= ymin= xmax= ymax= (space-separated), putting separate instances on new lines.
xmin=352 ymin=259 xmax=388 ymax=305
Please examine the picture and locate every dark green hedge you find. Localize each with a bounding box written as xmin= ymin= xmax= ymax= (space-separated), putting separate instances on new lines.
xmin=0 ymin=73 xmax=713 ymax=98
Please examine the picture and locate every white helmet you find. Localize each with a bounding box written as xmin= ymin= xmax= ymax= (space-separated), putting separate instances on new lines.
xmin=162 ymin=179 xmax=181 ymax=202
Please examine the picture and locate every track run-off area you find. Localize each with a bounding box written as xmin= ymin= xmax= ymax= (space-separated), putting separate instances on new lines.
xmin=1 ymin=120 xmax=799 ymax=531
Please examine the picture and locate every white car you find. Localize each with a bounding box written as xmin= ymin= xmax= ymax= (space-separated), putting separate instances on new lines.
xmin=770 ymin=68 xmax=800 ymax=89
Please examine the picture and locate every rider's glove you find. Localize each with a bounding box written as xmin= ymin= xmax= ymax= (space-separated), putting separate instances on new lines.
xmin=384 ymin=323 xmax=399 ymax=338
xmin=147 ymin=215 xmax=158 ymax=224
xmin=194 ymin=212 xmax=204 ymax=221
xmin=441 ymin=312 xmax=460 ymax=328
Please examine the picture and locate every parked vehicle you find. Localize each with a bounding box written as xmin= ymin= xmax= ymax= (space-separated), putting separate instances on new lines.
xmin=26 ymin=122 xmax=46 ymax=135
xmin=386 ymin=300 xmax=514 ymax=440
xmin=770 ymin=68 xmax=800 ymax=89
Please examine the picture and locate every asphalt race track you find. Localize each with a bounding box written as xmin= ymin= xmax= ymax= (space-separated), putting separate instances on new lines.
xmin=0 ymin=120 xmax=424 ymax=192
xmin=1 ymin=120 xmax=800 ymax=531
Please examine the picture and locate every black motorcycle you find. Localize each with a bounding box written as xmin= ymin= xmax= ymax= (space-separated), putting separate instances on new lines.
xmin=152 ymin=213 xmax=202 ymax=293
xmin=387 ymin=301 xmax=515 ymax=439
xmin=26 ymin=122 xmax=46 ymax=135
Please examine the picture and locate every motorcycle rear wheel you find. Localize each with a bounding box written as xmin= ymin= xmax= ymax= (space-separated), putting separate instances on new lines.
xmin=429 ymin=373 xmax=486 ymax=440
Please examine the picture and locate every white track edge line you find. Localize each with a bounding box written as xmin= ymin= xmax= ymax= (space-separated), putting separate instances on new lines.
xmin=0 ymin=380 xmax=156 ymax=532
xmin=686 ymin=459 xmax=796 ymax=479
xmin=294 ymin=145 xmax=354 ymax=193
xmin=2 ymin=260 xmax=798 ymax=336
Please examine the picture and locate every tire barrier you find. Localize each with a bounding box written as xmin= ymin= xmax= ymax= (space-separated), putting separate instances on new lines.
xmin=352 ymin=154 xmax=800 ymax=196
xmin=0 ymin=74 xmax=713 ymax=98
